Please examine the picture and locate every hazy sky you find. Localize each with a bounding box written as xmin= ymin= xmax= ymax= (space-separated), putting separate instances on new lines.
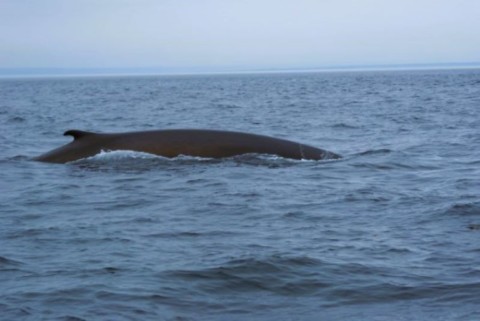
xmin=1 ymin=0 xmax=479 ymax=72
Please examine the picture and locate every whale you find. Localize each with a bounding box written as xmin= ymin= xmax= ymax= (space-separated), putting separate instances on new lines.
xmin=33 ymin=129 xmax=341 ymax=163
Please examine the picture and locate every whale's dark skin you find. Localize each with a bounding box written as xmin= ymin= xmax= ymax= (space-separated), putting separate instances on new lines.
xmin=33 ymin=129 xmax=341 ymax=163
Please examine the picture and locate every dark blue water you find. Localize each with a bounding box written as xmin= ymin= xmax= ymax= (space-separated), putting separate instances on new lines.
xmin=1 ymin=69 xmax=480 ymax=321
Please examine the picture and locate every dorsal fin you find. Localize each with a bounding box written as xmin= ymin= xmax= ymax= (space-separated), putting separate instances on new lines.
xmin=63 ymin=130 xmax=96 ymax=140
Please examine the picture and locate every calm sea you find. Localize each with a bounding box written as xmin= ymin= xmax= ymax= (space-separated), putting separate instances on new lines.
xmin=1 ymin=69 xmax=480 ymax=321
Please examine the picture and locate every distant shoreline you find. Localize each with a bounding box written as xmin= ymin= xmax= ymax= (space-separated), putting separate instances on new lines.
xmin=1 ymin=62 xmax=479 ymax=79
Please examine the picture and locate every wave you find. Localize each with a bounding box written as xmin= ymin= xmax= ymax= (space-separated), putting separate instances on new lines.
xmin=164 ymin=255 xmax=328 ymax=295
xmin=80 ymin=150 xmax=167 ymax=162
xmin=355 ymin=148 xmax=393 ymax=156
xmin=67 ymin=150 xmax=219 ymax=172
xmin=161 ymin=254 xmax=480 ymax=307
xmin=0 ymin=255 xmax=23 ymax=267
xmin=145 ymin=230 xmax=240 ymax=239
xmin=331 ymin=123 xmax=358 ymax=129
xmin=78 ymin=150 xmax=320 ymax=163
xmin=64 ymin=150 xmax=328 ymax=171
xmin=328 ymin=281 xmax=480 ymax=307
xmin=443 ymin=202 xmax=480 ymax=216
xmin=8 ymin=116 xmax=26 ymax=123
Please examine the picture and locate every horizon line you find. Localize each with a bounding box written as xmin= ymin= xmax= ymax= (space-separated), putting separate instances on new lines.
xmin=1 ymin=62 xmax=479 ymax=79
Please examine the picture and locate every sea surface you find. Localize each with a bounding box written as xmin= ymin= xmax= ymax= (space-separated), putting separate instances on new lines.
xmin=1 ymin=69 xmax=479 ymax=321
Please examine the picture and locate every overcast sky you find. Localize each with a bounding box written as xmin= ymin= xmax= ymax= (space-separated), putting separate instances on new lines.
xmin=1 ymin=0 xmax=479 ymax=73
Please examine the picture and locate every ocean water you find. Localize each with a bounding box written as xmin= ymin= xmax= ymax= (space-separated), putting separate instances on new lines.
xmin=1 ymin=69 xmax=479 ymax=321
